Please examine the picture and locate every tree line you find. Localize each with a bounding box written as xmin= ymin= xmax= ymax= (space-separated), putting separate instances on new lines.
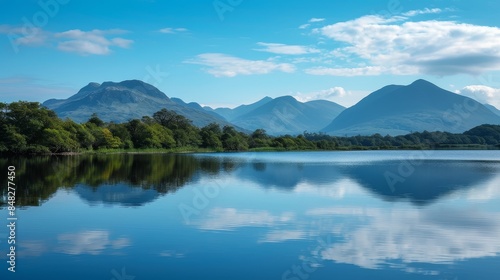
xmin=1 ymin=101 xmax=500 ymax=154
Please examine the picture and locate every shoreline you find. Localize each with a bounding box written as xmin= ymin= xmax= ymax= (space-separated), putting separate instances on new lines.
xmin=2 ymin=145 xmax=499 ymax=156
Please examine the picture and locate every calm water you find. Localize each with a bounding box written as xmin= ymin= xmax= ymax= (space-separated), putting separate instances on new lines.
xmin=1 ymin=151 xmax=500 ymax=279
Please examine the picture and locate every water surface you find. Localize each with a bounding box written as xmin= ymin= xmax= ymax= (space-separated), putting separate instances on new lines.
xmin=1 ymin=151 xmax=500 ymax=279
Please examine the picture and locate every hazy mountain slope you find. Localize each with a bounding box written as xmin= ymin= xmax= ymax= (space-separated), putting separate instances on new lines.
xmin=231 ymin=96 xmax=345 ymax=135
xmin=322 ymin=79 xmax=500 ymax=136
xmin=170 ymin=98 xmax=224 ymax=119
xmin=211 ymin=96 xmax=273 ymax=121
xmin=484 ymin=104 xmax=500 ymax=117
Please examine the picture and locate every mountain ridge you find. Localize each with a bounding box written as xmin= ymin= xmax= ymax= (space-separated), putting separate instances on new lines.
xmin=322 ymin=79 xmax=500 ymax=135
xmin=231 ymin=95 xmax=345 ymax=135
xmin=43 ymin=80 xmax=235 ymax=128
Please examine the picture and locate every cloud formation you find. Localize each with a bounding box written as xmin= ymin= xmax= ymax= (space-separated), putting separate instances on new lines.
xmin=458 ymin=85 xmax=500 ymax=108
xmin=158 ymin=27 xmax=188 ymax=34
xmin=402 ymin=8 xmax=444 ymax=17
xmin=308 ymin=11 xmax=500 ymax=76
xmin=294 ymin=86 xmax=348 ymax=102
xmin=255 ymin=42 xmax=320 ymax=55
xmin=55 ymin=29 xmax=133 ymax=55
xmin=299 ymin=17 xmax=326 ymax=29
xmin=0 ymin=25 xmax=133 ymax=55
xmin=187 ymin=53 xmax=295 ymax=77
xmin=0 ymin=24 xmax=48 ymax=50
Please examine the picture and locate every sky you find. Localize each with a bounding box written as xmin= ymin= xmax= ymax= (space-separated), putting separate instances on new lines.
xmin=1 ymin=0 xmax=500 ymax=109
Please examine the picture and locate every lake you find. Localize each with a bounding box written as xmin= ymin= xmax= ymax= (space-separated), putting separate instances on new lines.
xmin=1 ymin=150 xmax=500 ymax=279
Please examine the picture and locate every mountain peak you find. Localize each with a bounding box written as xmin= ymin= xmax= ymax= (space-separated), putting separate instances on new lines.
xmin=94 ymin=79 xmax=168 ymax=99
xmin=43 ymin=79 xmax=235 ymax=127
xmin=410 ymin=79 xmax=431 ymax=85
xmin=322 ymin=79 xmax=500 ymax=135
xmin=275 ymin=95 xmax=298 ymax=103
xmin=408 ymin=79 xmax=438 ymax=89
xmin=87 ymin=82 xmax=100 ymax=88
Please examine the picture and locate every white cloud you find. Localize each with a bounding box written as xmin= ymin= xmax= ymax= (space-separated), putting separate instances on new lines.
xmin=312 ymin=13 xmax=500 ymax=76
xmin=186 ymin=53 xmax=296 ymax=77
xmin=255 ymin=42 xmax=320 ymax=55
xmin=309 ymin=18 xmax=325 ymax=23
xmin=305 ymin=66 xmax=386 ymax=76
xmin=55 ymin=29 xmax=133 ymax=55
xmin=0 ymin=26 xmax=133 ymax=55
xmin=402 ymin=8 xmax=443 ymax=17
xmin=195 ymin=208 xmax=294 ymax=231
xmin=457 ymin=85 xmax=500 ymax=108
xmin=299 ymin=18 xmax=325 ymax=29
xmin=294 ymin=86 xmax=348 ymax=103
xmin=159 ymin=27 xmax=188 ymax=34
xmin=0 ymin=24 xmax=48 ymax=47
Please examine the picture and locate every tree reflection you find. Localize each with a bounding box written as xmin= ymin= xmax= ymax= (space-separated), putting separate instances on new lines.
xmin=0 ymin=154 xmax=224 ymax=207
xmin=2 ymin=153 xmax=498 ymax=208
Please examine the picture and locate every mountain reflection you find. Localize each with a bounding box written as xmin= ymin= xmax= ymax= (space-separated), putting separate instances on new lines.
xmin=74 ymin=184 xmax=160 ymax=206
xmin=234 ymin=159 xmax=499 ymax=204
xmin=342 ymin=161 xmax=498 ymax=205
xmin=2 ymin=153 xmax=499 ymax=207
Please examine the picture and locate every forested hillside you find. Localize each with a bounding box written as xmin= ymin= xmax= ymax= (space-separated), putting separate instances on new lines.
xmin=1 ymin=101 xmax=499 ymax=155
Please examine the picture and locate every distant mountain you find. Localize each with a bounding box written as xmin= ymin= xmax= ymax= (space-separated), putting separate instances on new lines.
xmin=43 ymin=80 xmax=235 ymax=127
xmin=207 ymin=96 xmax=273 ymax=121
xmin=322 ymin=79 xmax=500 ymax=136
xmin=484 ymin=103 xmax=500 ymax=117
xmin=170 ymin=98 xmax=223 ymax=119
xmin=230 ymin=96 xmax=345 ymax=135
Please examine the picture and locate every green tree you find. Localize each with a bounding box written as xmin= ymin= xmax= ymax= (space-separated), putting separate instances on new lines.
xmin=200 ymin=123 xmax=223 ymax=150
xmin=108 ymin=123 xmax=133 ymax=149
xmin=221 ymin=126 xmax=248 ymax=151
xmin=6 ymin=102 xmax=58 ymax=143
xmin=0 ymin=124 xmax=28 ymax=153
xmin=88 ymin=113 xmax=104 ymax=127
xmin=42 ymin=128 xmax=79 ymax=152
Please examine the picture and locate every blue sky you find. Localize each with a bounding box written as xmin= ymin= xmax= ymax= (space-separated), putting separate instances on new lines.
xmin=1 ymin=0 xmax=500 ymax=108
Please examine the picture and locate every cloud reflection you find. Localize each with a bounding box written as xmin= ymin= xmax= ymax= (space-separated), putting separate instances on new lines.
xmin=196 ymin=208 xmax=294 ymax=231
xmin=19 ymin=241 xmax=47 ymax=257
xmin=309 ymin=207 xmax=500 ymax=270
xmin=258 ymin=230 xmax=306 ymax=243
xmin=56 ymin=230 xmax=131 ymax=255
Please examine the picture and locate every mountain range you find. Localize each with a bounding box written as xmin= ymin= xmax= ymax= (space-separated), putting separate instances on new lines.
xmin=206 ymin=96 xmax=274 ymax=121
xmin=322 ymin=79 xmax=500 ymax=136
xmin=43 ymin=80 xmax=234 ymax=128
xmin=42 ymin=79 xmax=500 ymax=136
xmin=227 ymin=96 xmax=345 ymax=135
